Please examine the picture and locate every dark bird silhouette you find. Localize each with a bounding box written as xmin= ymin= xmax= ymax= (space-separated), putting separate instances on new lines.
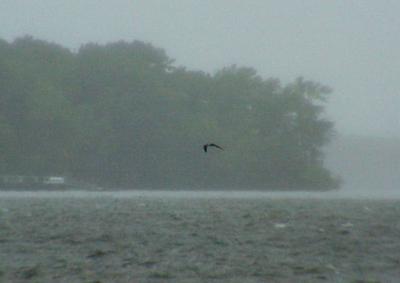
xmin=203 ymin=143 xmax=223 ymax=152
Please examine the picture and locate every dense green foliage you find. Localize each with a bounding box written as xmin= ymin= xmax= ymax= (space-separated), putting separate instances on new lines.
xmin=0 ymin=36 xmax=339 ymax=190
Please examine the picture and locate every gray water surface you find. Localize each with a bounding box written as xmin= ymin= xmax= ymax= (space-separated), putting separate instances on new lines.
xmin=1 ymin=187 xmax=399 ymax=200
xmin=1 ymin=188 xmax=399 ymax=282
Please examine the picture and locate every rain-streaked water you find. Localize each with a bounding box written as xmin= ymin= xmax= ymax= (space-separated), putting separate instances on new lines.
xmin=1 ymin=188 xmax=400 ymax=282
xmin=1 ymin=187 xmax=400 ymax=200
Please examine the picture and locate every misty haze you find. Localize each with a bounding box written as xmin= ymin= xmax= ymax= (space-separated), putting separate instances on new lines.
xmin=1 ymin=1 xmax=400 ymax=282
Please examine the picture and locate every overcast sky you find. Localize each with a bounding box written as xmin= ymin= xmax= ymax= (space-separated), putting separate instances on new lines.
xmin=1 ymin=0 xmax=399 ymax=138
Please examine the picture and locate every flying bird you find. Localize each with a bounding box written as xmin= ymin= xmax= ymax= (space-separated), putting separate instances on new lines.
xmin=203 ymin=143 xmax=223 ymax=152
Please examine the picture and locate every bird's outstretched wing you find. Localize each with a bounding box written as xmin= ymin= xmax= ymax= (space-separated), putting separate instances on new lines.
xmin=209 ymin=143 xmax=223 ymax=150
xmin=203 ymin=143 xmax=223 ymax=152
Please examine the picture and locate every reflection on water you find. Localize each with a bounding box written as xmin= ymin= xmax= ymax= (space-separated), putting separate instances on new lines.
xmin=0 ymin=187 xmax=399 ymax=199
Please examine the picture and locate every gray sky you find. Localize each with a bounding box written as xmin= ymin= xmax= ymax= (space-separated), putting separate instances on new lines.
xmin=1 ymin=0 xmax=399 ymax=138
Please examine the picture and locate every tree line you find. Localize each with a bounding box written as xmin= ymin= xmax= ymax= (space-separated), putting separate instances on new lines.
xmin=0 ymin=36 xmax=340 ymax=190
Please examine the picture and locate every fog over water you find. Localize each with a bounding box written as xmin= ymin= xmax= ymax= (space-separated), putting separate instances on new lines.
xmin=2 ymin=4 xmax=400 ymax=282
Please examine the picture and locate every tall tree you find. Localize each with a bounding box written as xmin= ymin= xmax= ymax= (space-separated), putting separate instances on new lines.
xmin=0 ymin=36 xmax=339 ymax=190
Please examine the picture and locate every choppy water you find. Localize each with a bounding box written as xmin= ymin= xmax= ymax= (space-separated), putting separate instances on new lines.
xmin=1 ymin=189 xmax=400 ymax=282
xmin=1 ymin=187 xmax=400 ymax=200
